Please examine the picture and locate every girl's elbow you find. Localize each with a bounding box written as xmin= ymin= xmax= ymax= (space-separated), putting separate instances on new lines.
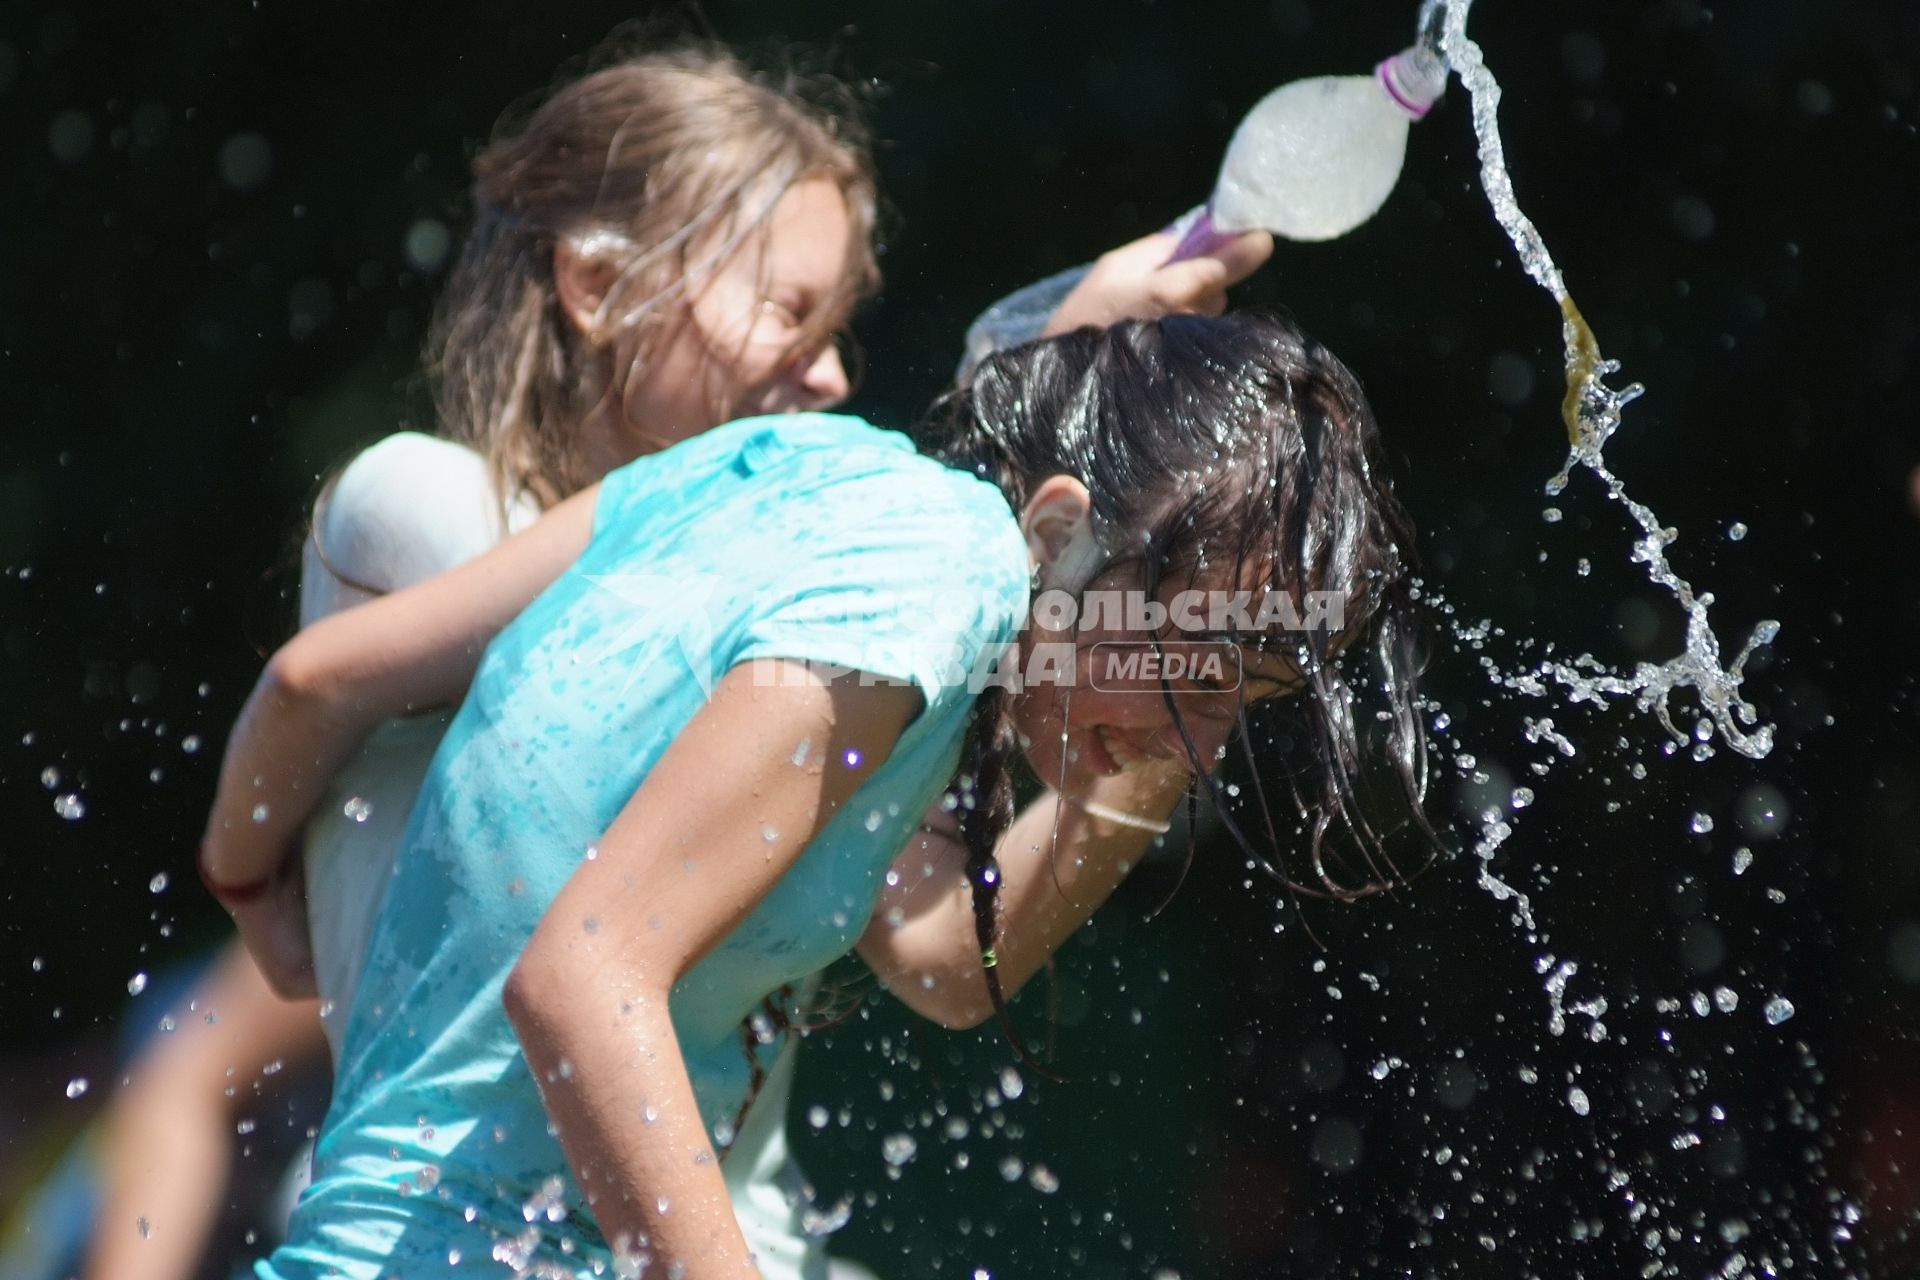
xmin=504 ymin=935 xmax=668 ymax=1041
xmin=263 ymin=636 xmax=330 ymax=706
xmin=502 ymin=943 xmax=565 ymax=1033
xmin=861 ymin=932 xmax=1003 ymax=1030
xmin=887 ymin=969 xmax=997 ymax=1032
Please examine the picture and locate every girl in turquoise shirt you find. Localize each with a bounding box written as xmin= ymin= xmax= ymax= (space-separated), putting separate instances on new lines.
xmin=200 ymin=312 xmax=1427 ymax=1279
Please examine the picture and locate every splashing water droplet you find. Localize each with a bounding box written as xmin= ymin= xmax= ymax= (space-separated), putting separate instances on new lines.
xmin=1438 ymin=0 xmax=1778 ymax=763
xmin=1689 ymin=812 xmax=1714 ymax=834
xmin=492 ymin=1227 xmax=541 ymax=1271
xmin=800 ymin=1197 xmax=853 ymax=1237
xmin=342 ymin=796 xmax=373 ymax=824
xmin=251 ymin=804 xmax=270 ymax=824
xmin=127 ymin=972 xmax=148 ymax=996
xmin=1567 ymin=1086 xmax=1590 ymax=1116
xmin=149 ymin=871 xmax=170 ymax=893
xmin=1732 ymin=847 xmax=1753 ymax=875
xmin=1027 ymin=1164 xmax=1060 ymax=1193
xmin=1509 ymin=786 xmax=1534 ymax=810
xmin=1763 ymin=996 xmax=1796 ymax=1026
xmin=881 ymin=1133 xmax=918 ymax=1167
xmin=53 ymin=793 xmax=85 ymax=820
xmin=520 ymin=1175 xmax=568 ymax=1224
xmin=999 ymin=1066 xmax=1025 ymax=1100
xmin=1727 ymin=522 xmax=1748 ymax=541
xmin=66 ymin=1076 xmax=89 ymax=1099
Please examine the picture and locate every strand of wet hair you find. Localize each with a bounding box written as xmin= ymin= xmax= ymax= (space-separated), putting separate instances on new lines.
xmin=954 ymin=684 xmax=1064 ymax=1083
xmin=724 ymin=981 xmax=796 ymax=1160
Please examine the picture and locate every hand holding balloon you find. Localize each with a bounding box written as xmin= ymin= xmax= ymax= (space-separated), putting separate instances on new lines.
xmin=1042 ymin=226 xmax=1274 ymax=337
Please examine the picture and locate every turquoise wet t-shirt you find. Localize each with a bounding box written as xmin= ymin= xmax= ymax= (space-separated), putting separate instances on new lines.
xmin=263 ymin=413 xmax=1029 ymax=1279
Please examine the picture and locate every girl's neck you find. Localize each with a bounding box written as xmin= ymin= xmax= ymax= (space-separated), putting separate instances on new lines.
xmin=571 ymin=398 xmax=690 ymax=483
xmin=571 ymin=401 xmax=646 ymax=483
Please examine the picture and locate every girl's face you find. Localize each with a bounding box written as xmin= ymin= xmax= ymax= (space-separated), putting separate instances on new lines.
xmin=1011 ymin=559 xmax=1310 ymax=797
xmin=618 ymin=176 xmax=857 ymax=452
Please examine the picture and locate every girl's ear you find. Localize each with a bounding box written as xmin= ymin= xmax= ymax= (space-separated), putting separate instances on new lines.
xmin=1020 ymin=475 xmax=1101 ymax=591
xmin=552 ymin=236 xmax=627 ymax=339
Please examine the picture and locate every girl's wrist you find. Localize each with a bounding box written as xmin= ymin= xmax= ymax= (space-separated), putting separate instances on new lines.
xmin=197 ymin=843 xmax=275 ymax=906
xmin=1059 ymin=760 xmax=1191 ymax=833
xmin=1059 ymin=791 xmax=1174 ymax=835
xmin=196 ymin=834 xmax=298 ymax=908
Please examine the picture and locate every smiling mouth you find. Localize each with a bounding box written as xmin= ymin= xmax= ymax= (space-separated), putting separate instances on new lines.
xmin=1095 ymin=725 xmax=1153 ymax=773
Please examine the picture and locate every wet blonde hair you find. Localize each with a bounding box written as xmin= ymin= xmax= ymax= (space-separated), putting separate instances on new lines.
xmin=429 ymin=39 xmax=881 ymax=510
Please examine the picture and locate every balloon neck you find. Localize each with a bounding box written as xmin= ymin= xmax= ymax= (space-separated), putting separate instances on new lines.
xmin=1377 ymin=47 xmax=1447 ymax=119
xmin=1166 ymin=206 xmax=1242 ymax=264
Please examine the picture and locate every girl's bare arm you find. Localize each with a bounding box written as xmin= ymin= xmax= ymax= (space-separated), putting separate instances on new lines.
xmin=81 ymin=942 xmax=327 ymax=1280
xmin=857 ymin=761 xmax=1192 ymax=1029
xmin=505 ymin=659 xmax=921 ymax=1279
xmin=200 ymin=484 xmax=600 ymax=986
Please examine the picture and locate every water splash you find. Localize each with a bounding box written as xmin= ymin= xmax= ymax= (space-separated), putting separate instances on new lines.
xmin=1437 ymin=0 xmax=1778 ymax=761
xmin=800 ymin=1196 xmax=854 ymax=1237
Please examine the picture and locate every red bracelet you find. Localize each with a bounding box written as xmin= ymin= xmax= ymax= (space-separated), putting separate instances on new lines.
xmin=196 ymin=842 xmax=277 ymax=906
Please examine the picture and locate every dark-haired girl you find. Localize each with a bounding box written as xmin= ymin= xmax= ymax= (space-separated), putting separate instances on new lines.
xmin=86 ymin=36 xmax=1269 ymax=1280
xmin=200 ymin=312 xmax=1423 ymax=1279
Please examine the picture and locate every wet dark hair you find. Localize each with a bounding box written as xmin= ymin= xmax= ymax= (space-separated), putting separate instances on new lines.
xmin=918 ymin=312 xmax=1432 ymax=1057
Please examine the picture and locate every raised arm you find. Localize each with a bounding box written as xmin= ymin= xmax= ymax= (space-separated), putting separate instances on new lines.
xmin=200 ymin=482 xmax=599 ymax=991
xmin=504 ymin=660 xmax=921 ymax=1278
xmin=1041 ymin=227 xmax=1273 ymax=336
xmin=858 ymin=760 xmax=1192 ymax=1030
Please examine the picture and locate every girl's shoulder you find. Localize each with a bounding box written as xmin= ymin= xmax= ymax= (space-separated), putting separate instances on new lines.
xmin=742 ymin=413 xmax=1015 ymax=523
xmin=744 ymin=413 xmax=1031 ymax=616
xmin=302 ymin=433 xmax=521 ymax=620
xmin=332 ymin=431 xmax=490 ymax=500
xmin=603 ymin=412 xmax=1019 ymax=542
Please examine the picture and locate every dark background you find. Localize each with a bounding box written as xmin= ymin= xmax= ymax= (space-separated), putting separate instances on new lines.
xmin=4 ymin=1 xmax=1919 ymax=1277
